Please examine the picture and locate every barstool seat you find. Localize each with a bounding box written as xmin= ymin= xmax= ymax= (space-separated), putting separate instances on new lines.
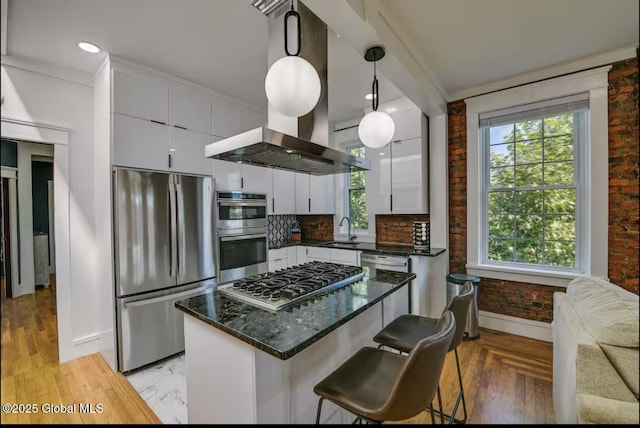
xmin=373 ymin=281 xmax=475 ymax=424
xmin=313 ymin=311 xmax=456 ymax=424
xmin=373 ymin=314 xmax=438 ymax=354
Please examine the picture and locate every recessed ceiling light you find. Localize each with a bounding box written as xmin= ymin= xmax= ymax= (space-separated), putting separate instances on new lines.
xmin=365 ymin=93 xmax=378 ymax=100
xmin=77 ymin=41 xmax=101 ymax=53
xmin=385 ymin=107 xmax=397 ymax=113
xmin=286 ymin=149 xmax=294 ymax=153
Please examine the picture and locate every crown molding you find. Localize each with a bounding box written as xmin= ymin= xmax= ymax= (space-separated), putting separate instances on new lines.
xmin=449 ymin=45 xmax=638 ymax=102
xmin=1 ymin=52 xmax=94 ymax=87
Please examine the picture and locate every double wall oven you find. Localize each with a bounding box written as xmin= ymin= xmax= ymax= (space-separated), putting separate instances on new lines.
xmin=215 ymin=191 xmax=268 ymax=284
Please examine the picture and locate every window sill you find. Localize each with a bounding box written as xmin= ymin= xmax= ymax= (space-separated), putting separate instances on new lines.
xmin=465 ymin=264 xmax=589 ymax=288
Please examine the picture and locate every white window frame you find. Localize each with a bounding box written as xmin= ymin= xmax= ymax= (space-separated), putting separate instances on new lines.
xmin=465 ymin=66 xmax=610 ymax=287
xmin=342 ymin=141 xmax=371 ymax=236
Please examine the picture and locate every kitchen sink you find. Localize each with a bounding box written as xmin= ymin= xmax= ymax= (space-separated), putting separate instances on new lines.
xmin=320 ymin=241 xmax=360 ymax=248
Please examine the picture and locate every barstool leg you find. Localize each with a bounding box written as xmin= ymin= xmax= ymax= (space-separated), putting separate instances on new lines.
xmin=315 ymin=397 xmax=324 ymax=424
xmin=450 ymin=347 xmax=468 ymax=424
xmin=436 ymin=385 xmax=445 ymax=424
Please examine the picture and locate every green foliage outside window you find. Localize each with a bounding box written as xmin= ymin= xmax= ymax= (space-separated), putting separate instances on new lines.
xmin=486 ymin=112 xmax=578 ymax=268
xmin=348 ymin=146 xmax=368 ymax=230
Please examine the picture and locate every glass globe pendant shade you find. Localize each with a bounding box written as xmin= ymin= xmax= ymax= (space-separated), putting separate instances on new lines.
xmin=358 ymin=110 xmax=395 ymax=149
xmin=265 ymin=55 xmax=321 ymax=117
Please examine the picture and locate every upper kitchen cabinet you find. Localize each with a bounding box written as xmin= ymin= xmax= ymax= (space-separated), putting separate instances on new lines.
xmin=366 ymin=106 xmax=429 ymax=214
xmin=212 ymin=158 xmax=271 ymax=194
xmin=169 ymin=127 xmax=213 ymax=176
xmin=295 ymin=173 xmax=334 ymax=215
xmin=112 ymin=68 xmax=169 ymax=124
xmin=390 ymin=106 xmax=422 ymax=142
xmin=270 ymin=169 xmax=296 ymax=215
xmin=113 ymin=113 xmax=171 ymax=171
xmin=169 ymin=82 xmax=212 ymax=135
xmin=212 ymin=97 xmax=242 ymax=138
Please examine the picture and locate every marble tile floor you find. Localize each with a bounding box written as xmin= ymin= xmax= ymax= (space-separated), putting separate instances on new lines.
xmin=125 ymin=353 xmax=188 ymax=424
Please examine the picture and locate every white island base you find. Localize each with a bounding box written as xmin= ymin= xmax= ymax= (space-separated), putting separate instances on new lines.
xmin=183 ymin=301 xmax=388 ymax=424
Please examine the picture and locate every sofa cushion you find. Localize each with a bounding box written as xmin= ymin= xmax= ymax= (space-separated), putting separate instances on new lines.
xmin=566 ymin=277 xmax=639 ymax=348
xmin=601 ymin=344 xmax=640 ymax=399
xmin=577 ymin=393 xmax=640 ymax=424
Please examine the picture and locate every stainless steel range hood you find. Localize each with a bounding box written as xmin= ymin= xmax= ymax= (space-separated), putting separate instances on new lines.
xmin=205 ymin=0 xmax=370 ymax=175
xmin=205 ymin=127 xmax=370 ymax=174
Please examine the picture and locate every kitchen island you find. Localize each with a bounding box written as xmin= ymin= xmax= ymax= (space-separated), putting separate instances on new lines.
xmin=175 ymin=269 xmax=415 ymax=424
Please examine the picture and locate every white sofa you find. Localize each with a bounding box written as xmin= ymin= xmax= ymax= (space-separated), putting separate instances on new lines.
xmin=552 ymin=277 xmax=639 ymax=424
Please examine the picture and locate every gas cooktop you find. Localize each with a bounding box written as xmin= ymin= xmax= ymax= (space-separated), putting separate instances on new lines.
xmin=218 ymin=261 xmax=364 ymax=312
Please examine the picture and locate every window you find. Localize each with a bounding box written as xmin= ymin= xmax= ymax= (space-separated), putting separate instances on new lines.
xmin=464 ymin=66 xmax=610 ymax=287
xmin=481 ymin=96 xmax=588 ymax=271
xmin=346 ymin=145 xmax=368 ymax=231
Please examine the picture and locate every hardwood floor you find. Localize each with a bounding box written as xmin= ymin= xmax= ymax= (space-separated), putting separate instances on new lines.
xmin=394 ymin=328 xmax=556 ymax=424
xmin=1 ymin=275 xmax=555 ymax=424
xmin=0 ymin=276 xmax=160 ymax=424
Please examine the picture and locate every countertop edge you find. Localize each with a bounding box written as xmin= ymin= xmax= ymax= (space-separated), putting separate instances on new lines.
xmin=269 ymin=241 xmax=446 ymax=257
xmin=175 ymin=273 xmax=416 ymax=360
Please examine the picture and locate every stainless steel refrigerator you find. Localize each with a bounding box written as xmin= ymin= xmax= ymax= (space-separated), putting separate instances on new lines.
xmin=113 ymin=168 xmax=216 ymax=372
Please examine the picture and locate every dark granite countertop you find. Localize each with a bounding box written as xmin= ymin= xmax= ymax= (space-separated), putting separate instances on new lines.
xmin=175 ymin=270 xmax=416 ymax=360
xmin=269 ymin=240 xmax=446 ymax=257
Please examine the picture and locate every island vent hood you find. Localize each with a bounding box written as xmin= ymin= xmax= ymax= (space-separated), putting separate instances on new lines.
xmin=205 ymin=0 xmax=370 ymax=175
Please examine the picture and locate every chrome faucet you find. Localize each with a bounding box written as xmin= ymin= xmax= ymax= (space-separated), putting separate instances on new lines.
xmin=339 ymin=216 xmax=357 ymax=242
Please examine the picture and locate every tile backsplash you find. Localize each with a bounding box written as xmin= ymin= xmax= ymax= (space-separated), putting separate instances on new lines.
xmin=268 ymin=215 xmax=298 ymax=248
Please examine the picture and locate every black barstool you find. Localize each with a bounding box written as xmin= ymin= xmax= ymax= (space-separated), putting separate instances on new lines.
xmin=372 ymin=281 xmax=475 ymax=424
xmin=313 ymin=311 xmax=456 ymax=424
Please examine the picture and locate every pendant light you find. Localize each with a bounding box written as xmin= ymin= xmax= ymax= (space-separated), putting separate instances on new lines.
xmin=264 ymin=1 xmax=321 ymax=117
xmin=358 ymin=46 xmax=395 ymax=149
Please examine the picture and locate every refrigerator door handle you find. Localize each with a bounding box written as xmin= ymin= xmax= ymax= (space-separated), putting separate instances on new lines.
xmin=123 ymin=285 xmax=211 ymax=308
xmin=169 ymin=180 xmax=178 ymax=279
xmin=175 ymin=179 xmax=183 ymax=276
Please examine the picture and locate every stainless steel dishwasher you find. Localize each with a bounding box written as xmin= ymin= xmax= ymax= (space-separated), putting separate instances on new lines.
xmin=360 ymin=254 xmax=412 ymax=326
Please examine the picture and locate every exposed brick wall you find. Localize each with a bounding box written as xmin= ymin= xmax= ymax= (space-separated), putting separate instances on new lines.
xmin=297 ymin=214 xmax=333 ymax=242
xmin=375 ymin=214 xmax=430 ymax=245
xmin=447 ymin=57 xmax=640 ymax=323
xmin=608 ymin=57 xmax=639 ymax=293
xmin=448 ymin=100 xmax=467 ymax=274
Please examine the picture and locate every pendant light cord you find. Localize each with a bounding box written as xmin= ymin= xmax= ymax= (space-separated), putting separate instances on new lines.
xmin=372 ymin=59 xmax=379 ymax=111
xmin=284 ymin=1 xmax=301 ymax=57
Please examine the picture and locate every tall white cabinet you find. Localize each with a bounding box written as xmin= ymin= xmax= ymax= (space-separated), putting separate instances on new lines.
xmin=365 ymin=105 xmax=429 ymax=214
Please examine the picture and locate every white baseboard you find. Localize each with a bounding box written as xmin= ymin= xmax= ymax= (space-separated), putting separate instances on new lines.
xmin=479 ymin=310 xmax=552 ymax=342
xmin=63 ymin=330 xmax=115 ymax=366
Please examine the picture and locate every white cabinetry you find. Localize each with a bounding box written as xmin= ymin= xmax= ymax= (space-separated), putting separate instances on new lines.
xmin=212 ymin=160 xmax=271 ymax=193
xmin=112 ymin=68 xmax=168 ymax=124
xmin=329 ymin=248 xmax=360 ymax=266
xmin=270 ymin=169 xmax=296 ymax=215
xmin=111 ymin=64 xmax=215 ymax=175
xmin=268 ymin=246 xmax=301 ymax=272
xmin=295 ymin=174 xmax=334 ymax=214
xmin=169 ymin=127 xmax=213 ymax=175
xmin=366 ymin=106 xmax=428 ymax=214
xmin=169 ymin=82 xmax=212 ymax=135
xmin=306 ymin=246 xmax=331 ymax=262
xmin=113 ymin=113 xmax=171 ymax=171
xmin=298 ymin=246 xmax=361 ymax=266
xmin=268 ymin=248 xmax=289 ymax=272
xmin=390 ymin=106 xmax=421 ymax=141
xmin=297 ymin=246 xmax=308 ymax=265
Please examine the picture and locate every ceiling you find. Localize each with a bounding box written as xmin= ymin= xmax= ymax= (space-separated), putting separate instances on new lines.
xmin=3 ymin=0 xmax=638 ymax=122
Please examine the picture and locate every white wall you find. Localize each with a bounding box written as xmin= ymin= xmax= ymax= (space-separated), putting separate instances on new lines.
xmin=0 ymin=63 xmax=109 ymax=362
xmin=15 ymin=141 xmax=53 ymax=297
